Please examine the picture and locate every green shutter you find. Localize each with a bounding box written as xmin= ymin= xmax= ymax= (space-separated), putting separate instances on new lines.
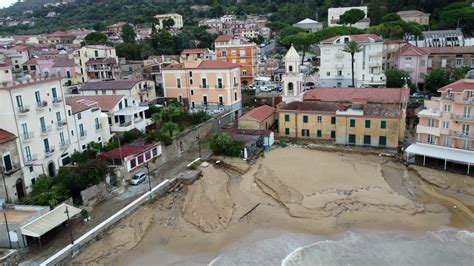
xmin=317 ymin=130 xmax=322 ymax=138
xmin=331 ymin=117 xmax=336 ymax=124
xmin=381 ymin=121 xmax=386 ymax=129
xmin=331 ymin=130 xmax=336 ymax=139
xmin=303 ymin=115 xmax=308 ymax=123
xmin=285 ymin=128 xmax=290 ymax=135
xmin=285 ymin=114 xmax=290 ymax=122
xmin=365 ymin=120 xmax=371 ymax=128
xmin=350 ymin=119 xmax=355 ymax=127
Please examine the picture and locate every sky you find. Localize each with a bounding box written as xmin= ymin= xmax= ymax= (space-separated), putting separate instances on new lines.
xmin=0 ymin=0 xmax=17 ymax=9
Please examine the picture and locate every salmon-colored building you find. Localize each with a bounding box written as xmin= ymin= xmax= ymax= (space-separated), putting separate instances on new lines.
xmin=406 ymin=79 xmax=474 ymax=175
xmin=214 ymin=35 xmax=258 ymax=86
xmin=161 ymin=60 xmax=242 ymax=118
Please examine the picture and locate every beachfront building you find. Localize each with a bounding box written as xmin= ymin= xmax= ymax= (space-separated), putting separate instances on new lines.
xmin=78 ymin=79 xmax=156 ymax=104
xmin=319 ymin=34 xmax=386 ymax=88
xmin=0 ymin=129 xmax=25 ymax=203
xmin=396 ymin=10 xmax=430 ymax=25
xmin=278 ymin=87 xmax=409 ymax=148
xmin=293 ymin=18 xmax=323 ymax=33
xmin=214 ymin=35 xmax=258 ymax=86
xmin=0 ymin=64 xmax=72 ymax=188
xmin=406 ymin=79 xmax=474 ymax=175
xmin=327 ymin=6 xmax=370 ymax=29
xmin=65 ymin=97 xmax=112 ymax=152
xmin=161 ymin=60 xmax=242 ymax=118
xmin=73 ymin=45 xmax=119 ymax=83
xmin=238 ymin=105 xmax=276 ymax=130
xmin=281 ymin=45 xmax=305 ymax=103
xmin=154 ymin=13 xmax=183 ymax=30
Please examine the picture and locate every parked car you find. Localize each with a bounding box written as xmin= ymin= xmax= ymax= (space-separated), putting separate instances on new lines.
xmin=303 ymin=82 xmax=316 ymax=91
xmin=129 ymin=172 xmax=148 ymax=185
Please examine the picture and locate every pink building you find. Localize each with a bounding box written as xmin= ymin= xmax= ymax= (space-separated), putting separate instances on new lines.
xmin=406 ymin=79 xmax=474 ymax=175
xmin=23 ymin=57 xmax=75 ymax=84
xmin=396 ymin=44 xmax=429 ymax=87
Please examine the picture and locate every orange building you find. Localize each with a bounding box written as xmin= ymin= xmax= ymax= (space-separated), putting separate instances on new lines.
xmin=214 ymin=35 xmax=258 ymax=86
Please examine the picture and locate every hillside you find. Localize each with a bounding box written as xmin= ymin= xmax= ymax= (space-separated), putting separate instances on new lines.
xmin=0 ymin=0 xmax=471 ymax=35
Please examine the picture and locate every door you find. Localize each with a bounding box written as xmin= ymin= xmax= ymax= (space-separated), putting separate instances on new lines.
xmin=3 ymin=154 xmax=12 ymax=172
xmin=16 ymin=95 xmax=23 ymax=109
xmin=16 ymin=178 xmax=25 ymax=198
xmin=51 ymin=88 xmax=57 ymax=100
xmin=203 ymin=96 xmax=208 ymax=106
xmin=21 ymin=123 xmax=28 ymax=138
xmin=40 ymin=117 xmax=46 ymax=131
xmin=462 ymin=124 xmax=470 ymax=135
xmin=348 ymin=134 xmax=356 ymax=144
xmin=25 ymin=146 xmax=32 ymax=161
xmin=44 ymin=138 xmax=50 ymax=152
xmin=464 ymin=106 xmax=471 ymax=118
xmin=47 ymin=162 xmax=55 ymax=177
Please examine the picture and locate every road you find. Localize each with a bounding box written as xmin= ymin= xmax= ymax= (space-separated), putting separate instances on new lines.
xmin=259 ymin=39 xmax=276 ymax=56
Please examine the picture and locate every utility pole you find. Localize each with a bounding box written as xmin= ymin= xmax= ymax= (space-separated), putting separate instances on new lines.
xmin=196 ymin=134 xmax=202 ymax=158
xmin=64 ymin=206 xmax=74 ymax=245
xmin=1 ymin=167 xmax=9 ymax=203
xmin=1 ymin=202 xmax=12 ymax=249
xmin=145 ymin=162 xmax=152 ymax=198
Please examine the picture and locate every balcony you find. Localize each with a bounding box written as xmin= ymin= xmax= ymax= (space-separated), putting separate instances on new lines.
xmin=215 ymin=85 xmax=224 ymax=89
xmin=418 ymin=109 xmax=442 ymax=118
xmin=199 ymin=84 xmax=209 ymax=89
xmin=40 ymin=125 xmax=52 ymax=135
xmin=60 ymin=139 xmax=70 ymax=149
xmin=17 ymin=105 xmax=30 ymax=115
xmin=456 ymin=96 xmax=474 ymax=104
xmin=36 ymin=100 xmax=48 ymax=110
xmin=24 ymin=154 xmax=38 ymax=164
xmin=22 ymin=132 xmax=35 ymax=142
xmin=449 ymin=130 xmax=474 ymax=140
xmin=369 ymin=51 xmax=382 ymax=57
xmin=52 ymin=97 xmax=63 ymax=105
xmin=368 ymin=61 xmax=382 ymax=67
xmin=452 ymin=115 xmax=474 ymax=123
xmin=416 ymin=125 xmax=441 ymax=136
xmin=44 ymin=146 xmax=55 ymax=157
xmin=335 ymin=63 xmax=344 ymax=69
xmin=87 ymin=66 xmax=111 ymax=72
xmin=57 ymin=121 xmax=67 ymax=129
xmin=79 ymin=130 xmax=87 ymax=140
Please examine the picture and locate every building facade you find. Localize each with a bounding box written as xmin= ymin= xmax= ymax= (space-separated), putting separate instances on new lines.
xmin=396 ymin=10 xmax=430 ymax=25
xmin=162 ymin=60 xmax=242 ymax=117
xmin=293 ymin=18 xmax=323 ymax=33
xmin=73 ymin=45 xmax=119 ymax=83
xmin=214 ymin=35 xmax=258 ymax=86
xmin=396 ymin=44 xmax=429 ymax=88
xmin=327 ymin=6 xmax=369 ymax=29
xmin=0 ymin=129 xmax=25 ymax=203
xmin=78 ymin=79 xmax=156 ymax=104
xmin=281 ymin=45 xmax=304 ymax=103
xmin=154 ymin=13 xmax=183 ymax=30
xmin=319 ymin=34 xmax=386 ymax=88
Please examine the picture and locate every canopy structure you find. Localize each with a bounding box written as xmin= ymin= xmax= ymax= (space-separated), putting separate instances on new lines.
xmin=405 ymin=143 xmax=473 ymax=173
xmin=21 ymin=204 xmax=81 ymax=238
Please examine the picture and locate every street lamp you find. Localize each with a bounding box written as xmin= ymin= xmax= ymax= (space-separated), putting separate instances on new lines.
xmin=1 ymin=202 xmax=12 ymax=249
xmin=401 ymin=76 xmax=410 ymax=88
xmin=64 ymin=206 xmax=74 ymax=245
xmin=196 ymin=134 xmax=202 ymax=158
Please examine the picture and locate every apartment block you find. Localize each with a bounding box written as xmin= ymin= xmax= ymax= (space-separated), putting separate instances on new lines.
xmin=396 ymin=44 xmax=429 ymax=87
xmin=214 ymin=35 xmax=258 ymax=86
xmin=78 ymin=79 xmax=156 ymax=104
xmin=161 ymin=60 xmax=242 ymax=117
xmin=319 ymin=34 xmax=386 ymax=88
xmin=73 ymin=45 xmax=119 ymax=83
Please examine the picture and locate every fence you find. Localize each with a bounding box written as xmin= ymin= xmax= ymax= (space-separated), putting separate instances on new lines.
xmin=39 ymin=178 xmax=174 ymax=266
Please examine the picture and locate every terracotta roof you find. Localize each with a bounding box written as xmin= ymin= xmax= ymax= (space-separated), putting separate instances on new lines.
xmin=85 ymin=58 xmax=117 ymax=66
xmin=80 ymin=79 xmax=142 ymax=91
xmin=181 ymin=48 xmax=206 ymax=54
xmin=49 ymin=31 xmax=75 ymax=38
xmin=8 ymin=45 xmax=29 ymax=51
xmin=100 ymin=140 xmax=159 ymax=160
xmin=215 ymin=35 xmax=233 ymax=42
xmin=422 ymin=46 xmax=474 ymax=55
xmin=198 ymin=60 xmax=239 ymax=69
xmin=52 ymin=58 xmax=74 ymax=67
xmin=239 ymin=105 xmax=276 ymax=122
xmin=66 ymin=96 xmax=98 ymax=114
xmin=320 ymin=34 xmax=383 ymax=44
xmin=397 ymin=44 xmax=429 ymax=56
xmin=280 ymin=101 xmax=347 ymax=112
xmin=438 ymin=79 xmax=474 ymax=93
xmin=0 ymin=129 xmax=17 ymax=144
xmin=24 ymin=58 xmax=51 ymax=65
xmin=66 ymin=95 xmax=123 ymax=111
xmin=303 ymin=88 xmax=409 ymax=103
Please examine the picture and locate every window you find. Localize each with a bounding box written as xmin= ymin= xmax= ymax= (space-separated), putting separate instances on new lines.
xmin=350 ymin=119 xmax=356 ymax=128
xmin=25 ymin=146 xmax=32 ymax=161
xmin=35 ymin=91 xmax=41 ymax=104
xmin=39 ymin=117 xmax=46 ymax=131
xmin=303 ymin=115 xmax=308 ymax=123
xmin=331 ymin=117 xmax=336 ymax=125
xmin=130 ymin=158 xmax=136 ymax=169
xmin=443 ymin=121 xmax=449 ymax=129
xmin=365 ymin=120 xmax=371 ymax=128
xmin=289 ymin=65 xmax=293 ymax=72
xmin=317 ymin=116 xmax=322 ymax=124
xmin=234 ymin=92 xmax=238 ymax=101
xmin=463 ymin=139 xmax=470 ymax=149
xmin=95 ymin=118 xmax=100 ymax=129
xmin=203 ymin=96 xmax=208 ymax=105
xmin=455 ymin=57 xmax=463 ymax=68
xmin=79 ymin=124 xmax=85 ymax=137
xmin=285 ymin=128 xmax=290 ymax=135
xmin=137 ymin=155 xmax=144 ymax=164
xmin=189 ymin=71 xmax=193 ymax=77
xmin=301 ymin=129 xmax=310 ymax=137
xmin=217 ymin=78 xmax=223 ymax=88
xmin=285 ymin=114 xmax=290 ymax=122
xmin=201 ymin=78 xmax=207 ymax=88
xmin=56 ymin=112 xmax=61 ymax=123
xmin=94 ymin=50 xmax=98 ymax=57
xmin=189 ymin=78 xmax=193 ymax=85
xmin=191 ymin=102 xmax=195 ymax=108
xmin=16 ymin=95 xmax=23 ymax=109
xmin=221 ymin=51 xmax=227 ymax=57
xmin=3 ymin=154 xmax=12 ymax=172
xmin=348 ymin=134 xmax=356 ymax=144
xmin=78 ymin=113 xmax=82 ymax=119
xmin=317 ymin=130 xmax=322 ymax=138
xmin=443 ymin=136 xmax=450 ymax=146
xmin=444 ymin=104 xmax=451 ymax=112
xmin=326 ymin=72 xmax=330 ymax=76
xmin=219 ymin=96 xmax=224 ymax=106
xmin=380 ymin=120 xmax=387 ymax=129
xmin=330 ymin=130 xmax=336 ymax=139
xmin=428 ymin=118 xmax=435 ymax=127
xmin=190 ymin=89 xmax=194 ymax=96
xmin=379 ymin=136 xmax=386 ymax=146
xmin=176 ymin=78 xmax=181 ymax=88
xmin=364 ymin=135 xmax=371 ymax=145
xmin=242 ymin=69 xmax=247 ymax=76
xmin=239 ymin=49 xmax=246 ymax=57
xmin=119 ymin=101 xmax=123 ymax=109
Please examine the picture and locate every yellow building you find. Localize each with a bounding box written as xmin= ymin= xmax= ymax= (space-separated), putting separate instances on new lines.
xmin=238 ymin=105 xmax=276 ymax=130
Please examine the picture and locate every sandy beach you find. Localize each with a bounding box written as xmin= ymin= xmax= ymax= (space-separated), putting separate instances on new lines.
xmin=69 ymin=147 xmax=474 ymax=265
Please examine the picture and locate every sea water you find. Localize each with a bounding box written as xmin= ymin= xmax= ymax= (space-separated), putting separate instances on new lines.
xmin=210 ymin=229 xmax=474 ymax=266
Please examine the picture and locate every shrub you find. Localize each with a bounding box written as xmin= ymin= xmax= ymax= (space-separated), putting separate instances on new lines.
xmin=209 ymin=133 xmax=244 ymax=157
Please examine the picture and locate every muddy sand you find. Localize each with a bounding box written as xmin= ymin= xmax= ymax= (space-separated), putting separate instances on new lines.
xmin=70 ymin=147 xmax=474 ymax=265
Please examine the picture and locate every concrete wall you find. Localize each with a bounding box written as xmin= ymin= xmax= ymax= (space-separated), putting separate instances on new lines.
xmin=239 ymin=115 xmax=275 ymax=130
xmin=80 ymin=182 xmax=109 ymax=207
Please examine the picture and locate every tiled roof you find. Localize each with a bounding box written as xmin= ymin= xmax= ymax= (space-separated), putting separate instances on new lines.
xmin=320 ymin=34 xmax=383 ymax=44
xmin=85 ymin=58 xmax=117 ymax=66
xmin=239 ymin=105 xmax=276 ymax=122
xmin=181 ymin=48 xmax=206 ymax=54
xmin=0 ymin=129 xmax=16 ymax=144
xmin=52 ymin=58 xmax=74 ymax=67
xmin=215 ymin=35 xmax=233 ymax=42
xmin=66 ymin=96 xmax=98 ymax=114
xmin=66 ymin=95 xmax=123 ymax=111
xmin=80 ymin=79 xmax=142 ymax=91
xmin=100 ymin=140 xmax=159 ymax=160
xmin=396 ymin=10 xmax=428 ymax=16
xmin=303 ymin=88 xmax=410 ymax=103
xmin=49 ymin=31 xmax=75 ymax=37
xmin=397 ymin=43 xmax=429 ymax=56
xmin=423 ymin=46 xmax=474 ymax=55
xmin=8 ymin=45 xmax=29 ymax=51
xmin=24 ymin=58 xmax=50 ymax=65
xmin=198 ymin=60 xmax=239 ymax=69
xmin=280 ymin=101 xmax=347 ymax=112
xmin=84 ymin=45 xmax=113 ymax=50
xmin=438 ymin=79 xmax=474 ymax=93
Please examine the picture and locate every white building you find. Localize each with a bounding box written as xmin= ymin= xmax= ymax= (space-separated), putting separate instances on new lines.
xmin=78 ymin=79 xmax=156 ymax=104
xmin=66 ymin=95 xmax=150 ymax=134
xmin=72 ymin=45 xmax=119 ymax=84
xmin=293 ymin=18 xmax=323 ymax=33
xmin=154 ymin=13 xmax=183 ymax=30
xmin=282 ymin=45 xmax=305 ymax=103
xmin=0 ymin=64 xmax=72 ymax=187
xmin=65 ymin=97 xmax=112 ymax=152
xmin=327 ymin=6 xmax=369 ymax=29
xmin=319 ymin=34 xmax=386 ymax=88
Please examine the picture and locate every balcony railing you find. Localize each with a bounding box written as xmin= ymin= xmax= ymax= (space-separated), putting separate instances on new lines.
xmin=199 ymin=84 xmax=209 ymax=89
xmin=87 ymin=66 xmax=111 ymax=72
xmin=449 ymin=130 xmax=474 ymax=140
xmin=22 ymin=132 xmax=34 ymax=141
xmin=452 ymin=115 xmax=474 ymax=122
xmin=335 ymin=75 xmax=344 ymax=80
xmin=57 ymin=121 xmax=67 ymax=129
xmin=36 ymin=100 xmax=48 ymax=109
xmin=119 ymin=121 xmax=132 ymax=127
xmin=40 ymin=125 xmax=52 ymax=135
xmin=215 ymin=85 xmax=224 ymax=89
xmin=79 ymin=130 xmax=87 ymax=139
xmin=45 ymin=146 xmax=55 ymax=157
xmin=416 ymin=125 xmax=441 ymax=136
xmin=52 ymin=97 xmax=63 ymax=105
xmin=17 ymin=105 xmax=30 ymax=114
xmin=24 ymin=154 xmax=38 ymax=164
xmin=60 ymin=139 xmax=70 ymax=149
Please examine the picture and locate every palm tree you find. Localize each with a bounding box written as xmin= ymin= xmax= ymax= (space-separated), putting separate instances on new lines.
xmin=161 ymin=122 xmax=178 ymax=137
xmin=343 ymin=41 xmax=362 ymax=88
xmin=161 ymin=104 xmax=181 ymax=122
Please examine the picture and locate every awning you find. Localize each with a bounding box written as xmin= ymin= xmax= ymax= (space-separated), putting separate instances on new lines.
xmin=21 ymin=204 xmax=82 ymax=238
xmin=405 ymin=143 xmax=474 ymax=164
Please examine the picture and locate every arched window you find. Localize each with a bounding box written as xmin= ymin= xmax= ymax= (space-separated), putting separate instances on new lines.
xmin=288 ymin=82 xmax=294 ymax=92
xmin=289 ymin=65 xmax=293 ymax=72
